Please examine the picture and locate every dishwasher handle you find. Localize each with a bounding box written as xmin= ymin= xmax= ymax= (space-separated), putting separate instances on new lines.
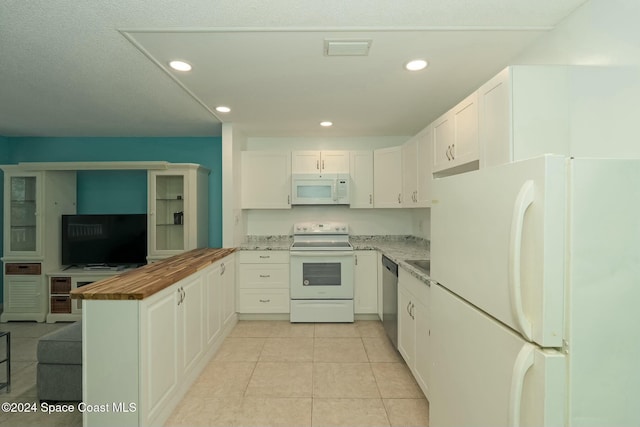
xmin=381 ymin=255 xmax=398 ymax=277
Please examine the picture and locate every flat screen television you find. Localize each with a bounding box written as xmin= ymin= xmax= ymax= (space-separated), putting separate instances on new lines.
xmin=61 ymin=214 xmax=147 ymax=266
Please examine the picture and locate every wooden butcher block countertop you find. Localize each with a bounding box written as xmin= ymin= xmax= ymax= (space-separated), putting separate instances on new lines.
xmin=70 ymin=247 xmax=236 ymax=301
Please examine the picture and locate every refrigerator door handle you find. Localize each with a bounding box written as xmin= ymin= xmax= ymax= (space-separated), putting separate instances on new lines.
xmin=508 ymin=179 xmax=534 ymax=341
xmin=508 ymin=343 xmax=535 ymax=427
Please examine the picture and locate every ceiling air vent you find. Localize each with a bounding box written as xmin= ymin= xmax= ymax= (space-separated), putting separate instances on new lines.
xmin=324 ymin=39 xmax=372 ymax=56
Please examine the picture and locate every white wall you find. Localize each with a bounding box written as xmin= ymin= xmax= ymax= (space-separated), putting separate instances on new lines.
xmin=513 ymin=0 xmax=640 ymax=158
xmin=246 ymin=136 xmax=409 ymax=151
xmin=222 ymin=123 xmax=248 ymax=246
xmin=515 ymin=0 xmax=640 ymax=66
xmin=245 ymin=206 xmax=416 ymax=236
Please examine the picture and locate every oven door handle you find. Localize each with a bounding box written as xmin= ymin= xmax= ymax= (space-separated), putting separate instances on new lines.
xmin=290 ymin=251 xmax=354 ymax=257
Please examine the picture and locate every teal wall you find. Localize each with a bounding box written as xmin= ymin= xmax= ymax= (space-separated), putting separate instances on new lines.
xmin=6 ymin=137 xmax=222 ymax=246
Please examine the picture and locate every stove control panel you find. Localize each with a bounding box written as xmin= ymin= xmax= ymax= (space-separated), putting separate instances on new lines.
xmin=293 ymin=222 xmax=349 ymax=234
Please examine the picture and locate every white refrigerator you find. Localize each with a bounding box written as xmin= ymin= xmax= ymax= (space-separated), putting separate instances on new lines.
xmin=430 ymin=155 xmax=640 ymax=427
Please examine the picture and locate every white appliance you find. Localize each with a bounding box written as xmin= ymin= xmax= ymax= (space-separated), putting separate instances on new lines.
xmin=430 ymin=155 xmax=640 ymax=427
xmin=291 ymin=174 xmax=350 ymax=205
xmin=290 ymin=221 xmax=354 ymax=322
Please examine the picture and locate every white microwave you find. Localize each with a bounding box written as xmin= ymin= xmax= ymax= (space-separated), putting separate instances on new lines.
xmin=291 ymin=174 xmax=350 ymax=205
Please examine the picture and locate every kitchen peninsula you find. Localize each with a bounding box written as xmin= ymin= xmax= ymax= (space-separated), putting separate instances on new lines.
xmin=70 ymin=247 xmax=237 ymax=427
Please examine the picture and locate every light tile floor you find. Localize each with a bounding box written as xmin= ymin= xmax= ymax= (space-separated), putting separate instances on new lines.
xmin=0 ymin=319 xmax=430 ymax=427
xmin=166 ymin=320 xmax=429 ymax=427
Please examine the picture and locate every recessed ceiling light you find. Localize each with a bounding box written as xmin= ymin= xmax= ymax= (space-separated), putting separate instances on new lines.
xmin=320 ymin=121 xmax=333 ymax=127
xmin=405 ymin=59 xmax=428 ymax=71
xmin=216 ymin=106 xmax=231 ymax=113
xmin=169 ymin=60 xmax=192 ymax=72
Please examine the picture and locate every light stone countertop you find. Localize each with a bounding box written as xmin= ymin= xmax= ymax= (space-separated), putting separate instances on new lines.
xmin=239 ymin=235 xmax=431 ymax=284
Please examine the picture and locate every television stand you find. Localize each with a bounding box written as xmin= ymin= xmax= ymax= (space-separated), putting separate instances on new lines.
xmin=46 ymin=267 xmax=138 ymax=323
xmin=83 ymin=265 xmax=126 ymax=271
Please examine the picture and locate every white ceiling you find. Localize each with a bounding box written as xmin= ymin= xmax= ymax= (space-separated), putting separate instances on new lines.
xmin=0 ymin=0 xmax=588 ymax=138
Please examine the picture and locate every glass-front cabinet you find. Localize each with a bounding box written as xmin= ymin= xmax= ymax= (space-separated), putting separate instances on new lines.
xmin=147 ymin=165 xmax=210 ymax=261
xmin=1 ymin=167 xmax=77 ymax=322
xmin=153 ymin=174 xmax=186 ymax=252
xmin=6 ymin=173 xmax=41 ymax=257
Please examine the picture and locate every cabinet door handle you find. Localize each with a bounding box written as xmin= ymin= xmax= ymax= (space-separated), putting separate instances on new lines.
xmin=259 ymin=255 xmax=270 ymax=259
xmin=288 ymin=195 xmax=290 ymax=205
xmin=316 ymin=160 xmax=320 ymax=170
xmin=369 ymin=194 xmax=373 ymax=205
xmin=322 ymin=160 xmax=325 ymax=170
xmin=259 ymin=299 xmax=271 ymax=303
xmin=355 ymin=255 xmax=358 ymax=266
xmin=451 ymin=144 xmax=455 ymax=159
xmin=398 ymin=193 xmax=402 ymax=204
xmin=220 ymin=262 xmax=226 ymax=275
xmin=259 ymin=274 xmax=271 ymax=278
xmin=407 ymin=301 xmax=412 ymax=315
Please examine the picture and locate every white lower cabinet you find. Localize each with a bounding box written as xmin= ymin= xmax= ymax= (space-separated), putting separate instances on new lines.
xmin=1 ymin=273 xmax=46 ymax=321
xmin=82 ymin=254 xmax=237 ymax=427
xmin=221 ymin=257 xmax=236 ymax=326
xmin=397 ymin=268 xmax=431 ymax=399
xmin=237 ymin=250 xmax=290 ymax=314
xmin=354 ymin=251 xmax=378 ymax=314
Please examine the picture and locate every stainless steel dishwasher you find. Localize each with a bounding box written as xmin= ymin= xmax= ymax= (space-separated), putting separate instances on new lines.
xmin=381 ymin=255 xmax=398 ymax=348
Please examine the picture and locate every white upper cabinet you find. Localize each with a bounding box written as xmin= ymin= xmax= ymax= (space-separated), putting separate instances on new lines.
xmin=148 ymin=165 xmax=209 ymax=261
xmin=241 ymin=151 xmax=291 ymax=209
xmin=402 ymin=137 xmax=418 ymax=206
xmin=416 ymin=126 xmax=433 ymax=207
xmin=349 ymin=151 xmax=374 ymax=208
xmin=433 ymin=92 xmax=479 ymax=175
xmin=373 ymin=146 xmax=403 ymax=208
xmin=479 ymin=66 xmax=572 ymax=168
xmin=292 ymin=150 xmax=349 ymax=174
xmin=402 ymin=125 xmax=433 ymax=208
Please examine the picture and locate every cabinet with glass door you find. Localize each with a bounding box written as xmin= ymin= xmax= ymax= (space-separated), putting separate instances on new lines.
xmin=1 ymin=167 xmax=76 ymax=322
xmin=147 ymin=164 xmax=210 ymax=262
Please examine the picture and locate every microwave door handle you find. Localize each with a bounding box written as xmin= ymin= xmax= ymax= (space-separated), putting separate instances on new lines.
xmin=333 ymin=179 xmax=338 ymax=202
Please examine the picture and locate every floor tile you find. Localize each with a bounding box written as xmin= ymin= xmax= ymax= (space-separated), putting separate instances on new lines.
xmin=314 ymin=323 xmax=360 ymax=338
xmin=312 ymin=398 xmax=390 ymax=427
xmin=314 ymin=338 xmax=368 ymax=362
xmin=362 ymin=337 xmax=403 ymax=362
xmin=213 ymin=337 xmax=265 ymax=362
xmin=355 ymin=320 xmax=387 ymax=338
xmin=187 ymin=361 xmax=255 ymax=397
xmin=383 ymin=398 xmax=430 ymax=427
xmin=245 ymin=362 xmax=313 ymax=397
xmin=230 ymin=320 xmax=277 ymax=337
xmin=313 ymin=363 xmax=380 ymax=398
xmin=235 ymin=397 xmax=312 ymax=427
xmin=269 ymin=321 xmax=315 ymax=338
xmin=260 ymin=337 xmax=314 ymax=362
xmin=371 ymin=363 xmax=424 ymax=399
xmin=165 ymin=397 xmax=242 ymax=427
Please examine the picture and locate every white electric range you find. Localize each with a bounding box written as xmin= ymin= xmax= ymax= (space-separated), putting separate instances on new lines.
xmin=289 ymin=222 xmax=354 ymax=323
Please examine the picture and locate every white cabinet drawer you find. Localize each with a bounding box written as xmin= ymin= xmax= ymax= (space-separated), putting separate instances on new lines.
xmin=238 ymin=289 xmax=290 ymax=313
xmin=238 ymin=250 xmax=290 ymax=264
xmin=239 ymin=264 xmax=289 ymax=289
